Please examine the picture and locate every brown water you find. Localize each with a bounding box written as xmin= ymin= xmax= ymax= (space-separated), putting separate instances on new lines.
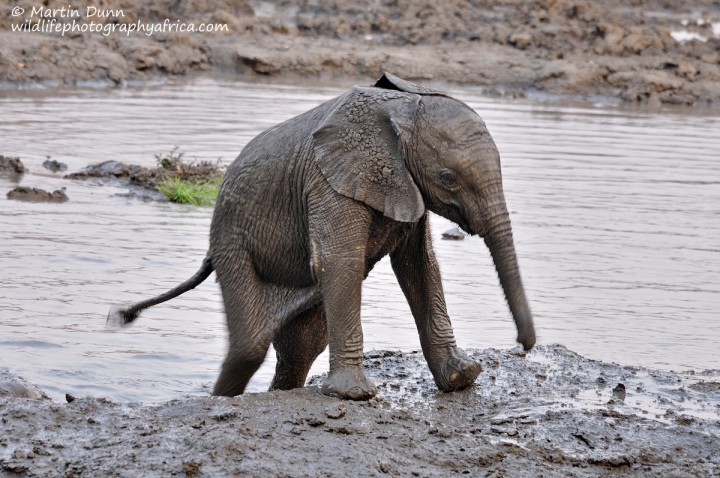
xmin=1 ymin=79 xmax=719 ymax=402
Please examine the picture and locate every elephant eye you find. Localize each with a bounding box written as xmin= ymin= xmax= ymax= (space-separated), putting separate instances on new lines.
xmin=439 ymin=169 xmax=458 ymax=188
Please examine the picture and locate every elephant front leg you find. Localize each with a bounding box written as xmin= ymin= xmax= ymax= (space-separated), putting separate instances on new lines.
xmin=390 ymin=217 xmax=482 ymax=392
xmin=310 ymin=208 xmax=377 ymax=400
xmin=317 ymin=253 xmax=377 ymax=400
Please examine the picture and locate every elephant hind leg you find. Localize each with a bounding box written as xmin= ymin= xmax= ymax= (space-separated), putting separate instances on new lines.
xmin=270 ymin=304 xmax=327 ymax=391
xmin=211 ymin=252 xmax=321 ymax=397
xmin=213 ymin=347 xmax=268 ymax=397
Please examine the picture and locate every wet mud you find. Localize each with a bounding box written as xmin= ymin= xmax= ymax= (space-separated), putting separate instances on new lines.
xmin=3 ymin=156 xmax=199 ymax=202
xmin=63 ymin=158 xmax=224 ymax=200
xmin=2 ymin=345 xmax=718 ymax=477
xmin=0 ymin=369 xmax=49 ymax=401
xmin=42 ymin=159 xmax=67 ymax=173
xmin=6 ymin=186 xmax=68 ymax=202
xmin=0 ymin=155 xmax=26 ymax=175
xmin=1 ymin=0 xmax=719 ymax=105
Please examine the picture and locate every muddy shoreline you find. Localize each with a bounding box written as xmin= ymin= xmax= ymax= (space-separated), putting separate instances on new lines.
xmin=1 ymin=0 xmax=720 ymax=106
xmin=2 ymin=345 xmax=719 ymax=477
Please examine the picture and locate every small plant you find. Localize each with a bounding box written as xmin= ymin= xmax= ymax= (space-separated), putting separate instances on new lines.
xmin=153 ymin=147 xmax=224 ymax=206
xmin=155 ymin=146 xmax=186 ymax=172
xmin=156 ymin=176 xmax=221 ymax=206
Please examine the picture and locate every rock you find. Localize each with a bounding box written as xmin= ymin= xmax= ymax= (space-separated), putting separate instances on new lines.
xmin=612 ymin=383 xmax=626 ymax=401
xmin=325 ymin=403 xmax=347 ymax=419
xmin=0 ymin=369 xmax=49 ymax=400
xmin=182 ymin=460 xmax=201 ymax=478
xmin=441 ymin=226 xmax=466 ymax=240
xmin=237 ymin=54 xmax=282 ymax=75
xmin=65 ymin=160 xmax=146 ymax=179
xmin=378 ymin=457 xmax=392 ymax=473
xmin=607 ymin=70 xmax=684 ymax=91
xmin=688 ymin=381 xmax=720 ymax=393
xmin=658 ymin=91 xmax=697 ymax=105
xmin=305 ymin=417 xmax=326 ymax=427
xmin=42 ymin=159 xmax=68 ymax=172
xmin=7 ymin=186 xmax=69 ymax=202
xmin=509 ymin=31 xmax=533 ymax=50
xmin=0 ymin=155 xmax=26 ymax=174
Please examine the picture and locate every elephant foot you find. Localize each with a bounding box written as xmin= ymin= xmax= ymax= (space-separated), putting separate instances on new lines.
xmin=321 ymin=367 xmax=377 ymax=401
xmin=517 ymin=325 xmax=536 ymax=351
xmin=432 ymin=348 xmax=482 ymax=392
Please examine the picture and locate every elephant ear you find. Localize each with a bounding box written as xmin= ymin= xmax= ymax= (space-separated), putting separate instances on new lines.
xmin=373 ymin=72 xmax=447 ymax=97
xmin=312 ymin=87 xmax=425 ymax=222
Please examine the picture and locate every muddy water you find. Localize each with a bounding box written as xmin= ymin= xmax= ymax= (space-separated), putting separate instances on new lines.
xmin=1 ymin=79 xmax=718 ymax=403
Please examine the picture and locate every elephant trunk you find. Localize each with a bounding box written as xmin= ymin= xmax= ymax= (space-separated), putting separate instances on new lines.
xmin=481 ymin=200 xmax=536 ymax=351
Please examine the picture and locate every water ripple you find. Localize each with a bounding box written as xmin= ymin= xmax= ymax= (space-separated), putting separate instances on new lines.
xmin=1 ymin=78 xmax=718 ymax=402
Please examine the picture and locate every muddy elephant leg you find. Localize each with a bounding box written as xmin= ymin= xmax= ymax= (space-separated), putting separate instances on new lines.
xmin=309 ymin=201 xmax=377 ymax=400
xmin=212 ymin=253 xmax=319 ymax=397
xmin=269 ymin=305 xmax=328 ymax=391
xmin=390 ymin=216 xmax=482 ymax=392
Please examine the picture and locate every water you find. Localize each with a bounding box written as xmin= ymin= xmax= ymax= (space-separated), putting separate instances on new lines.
xmin=1 ymin=78 xmax=718 ymax=403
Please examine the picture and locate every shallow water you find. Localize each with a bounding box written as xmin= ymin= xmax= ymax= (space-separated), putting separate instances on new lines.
xmin=1 ymin=78 xmax=719 ymax=402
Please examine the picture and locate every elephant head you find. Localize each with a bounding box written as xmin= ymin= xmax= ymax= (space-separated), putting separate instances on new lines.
xmin=313 ymin=73 xmax=536 ymax=350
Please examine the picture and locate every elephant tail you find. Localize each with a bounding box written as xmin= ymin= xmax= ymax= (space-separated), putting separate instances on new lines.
xmin=107 ymin=255 xmax=214 ymax=328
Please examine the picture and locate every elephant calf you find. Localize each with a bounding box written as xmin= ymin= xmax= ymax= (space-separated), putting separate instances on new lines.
xmin=109 ymin=73 xmax=536 ymax=400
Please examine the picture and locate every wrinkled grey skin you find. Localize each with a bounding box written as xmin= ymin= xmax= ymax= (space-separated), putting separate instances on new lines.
xmin=109 ymin=73 xmax=536 ymax=400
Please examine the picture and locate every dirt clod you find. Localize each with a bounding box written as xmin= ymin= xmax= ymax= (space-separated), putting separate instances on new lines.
xmin=612 ymin=383 xmax=627 ymax=401
xmin=42 ymin=159 xmax=68 ymax=173
xmin=6 ymin=186 xmax=68 ymax=203
xmin=182 ymin=460 xmax=201 ymax=477
xmin=325 ymin=403 xmax=347 ymax=419
xmin=0 ymin=155 xmax=26 ymax=175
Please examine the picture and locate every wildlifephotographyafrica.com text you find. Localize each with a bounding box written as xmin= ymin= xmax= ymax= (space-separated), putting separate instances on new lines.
xmin=10 ymin=5 xmax=229 ymax=37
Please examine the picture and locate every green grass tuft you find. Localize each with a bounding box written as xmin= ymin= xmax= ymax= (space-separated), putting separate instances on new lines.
xmin=156 ymin=177 xmax=221 ymax=206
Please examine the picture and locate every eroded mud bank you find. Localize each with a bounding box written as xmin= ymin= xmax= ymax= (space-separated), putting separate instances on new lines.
xmin=1 ymin=0 xmax=719 ymax=105
xmin=2 ymin=345 xmax=718 ymax=477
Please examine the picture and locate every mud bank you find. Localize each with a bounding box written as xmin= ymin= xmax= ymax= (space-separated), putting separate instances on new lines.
xmin=2 ymin=345 xmax=718 ymax=477
xmin=1 ymin=0 xmax=720 ymax=105
xmin=61 ymin=156 xmax=224 ymax=203
xmin=6 ymin=185 xmax=68 ymax=202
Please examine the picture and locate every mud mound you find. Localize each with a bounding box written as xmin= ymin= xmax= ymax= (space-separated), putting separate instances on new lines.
xmin=0 ymin=369 xmax=49 ymax=400
xmin=6 ymin=186 xmax=68 ymax=202
xmin=65 ymin=158 xmax=223 ymax=191
xmin=42 ymin=159 xmax=67 ymax=172
xmin=1 ymin=345 xmax=718 ymax=476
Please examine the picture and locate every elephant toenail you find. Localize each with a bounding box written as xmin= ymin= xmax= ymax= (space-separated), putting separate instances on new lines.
xmin=462 ymin=361 xmax=481 ymax=374
xmin=449 ymin=372 xmax=461 ymax=384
